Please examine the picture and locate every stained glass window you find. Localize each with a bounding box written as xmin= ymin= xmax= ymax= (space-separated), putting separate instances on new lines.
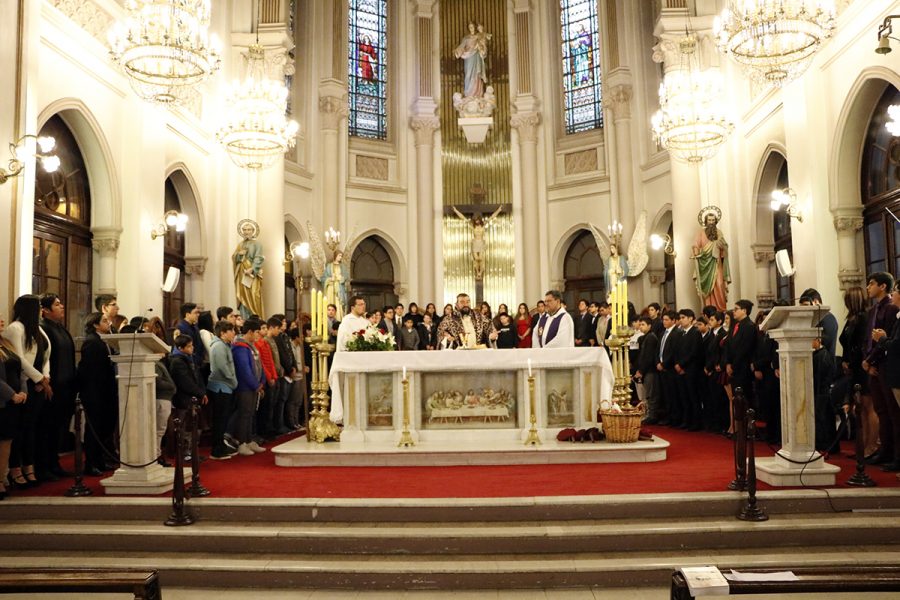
xmin=349 ymin=0 xmax=387 ymax=139
xmin=560 ymin=0 xmax=603 ymax=134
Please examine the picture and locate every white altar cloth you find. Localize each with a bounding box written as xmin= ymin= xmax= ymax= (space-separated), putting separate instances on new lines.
xmin=328 ymin=347 xmax=614 ymax=423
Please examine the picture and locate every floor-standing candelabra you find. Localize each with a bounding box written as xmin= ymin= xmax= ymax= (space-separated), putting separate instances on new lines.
xmin=307 ymin=333 xmax=341 ymax=443
xmin=524 ymin=372 xmax=541 ymax=446
xmin=606 ymin=323 xmax=635 ymax=409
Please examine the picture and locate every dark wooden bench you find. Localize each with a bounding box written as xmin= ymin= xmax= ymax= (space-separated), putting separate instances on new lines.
xmin=671 ymin=566 xmax=900 ymax=599
xmin=0 ymin=568 xmax=161 ymax=599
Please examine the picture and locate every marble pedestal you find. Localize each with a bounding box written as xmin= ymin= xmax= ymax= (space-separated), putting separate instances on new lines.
xmin=756 ymin=307 xmax=840 ymax=486
xmin=98 ymin=334 xmax=176 ymax=495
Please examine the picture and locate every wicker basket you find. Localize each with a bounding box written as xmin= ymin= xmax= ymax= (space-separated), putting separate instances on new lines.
xmin=599 ymin=408 xmax=644 ymax=443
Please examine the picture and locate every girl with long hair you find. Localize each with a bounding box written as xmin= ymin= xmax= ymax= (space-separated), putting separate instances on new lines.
xmin=840 ymin=286 xmax=878 ymax=456
xmin=0 ymin=295 xmax=51 ymax=487
xmin=515 ymin=303 xmax=532 ymax=349
xmin=0 ymin=315 xmax=28 ymax=497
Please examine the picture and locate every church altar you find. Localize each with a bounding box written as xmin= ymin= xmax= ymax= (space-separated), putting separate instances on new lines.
xmin=327 ymin=347 xmax=614 ymax=441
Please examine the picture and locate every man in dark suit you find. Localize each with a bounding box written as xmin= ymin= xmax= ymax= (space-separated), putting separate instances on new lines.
xmin=587 ymin=301 xmax=600 ymax=346
xmin=379 ymin=306 xmax=400 ymax=350
xmin=656 ymin=310 xmax=682 ymax=426
xmin=800 ymin=288 xmax=839 ymax=360
xmin=530 ymin=301 xmax=546 ymax=332
xmin=574 ymin=299 xmax=592 ymax=346
xmin=634 ymin=316 xmax=660 ymax=423
xmin=863 ymin=272 xmax=900 ymax=470
xmin=648 ymin=303 xmax=664 ymax=339
xmin=872 ymin=280 xmax=900 ymax=464
xmin=726 ymin=299 xmax=758 ymax=407
xmin=704 ymin=311 xmax=728 ymax=432
xmin=674 ymin=309 xmax=702 ymax=430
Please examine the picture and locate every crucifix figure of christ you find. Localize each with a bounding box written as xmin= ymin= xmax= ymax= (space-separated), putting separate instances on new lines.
xmin=450 ymin=204 xmax=503 ymax=283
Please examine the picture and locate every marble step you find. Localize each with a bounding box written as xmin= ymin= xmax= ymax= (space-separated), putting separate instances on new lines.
xmin=2 ymin=513 xmax=898 ymax=555
xmin=3 ymin=488 xmax=899 ymax=523
xmin=0 ymin=546 xmax=897 ymax=590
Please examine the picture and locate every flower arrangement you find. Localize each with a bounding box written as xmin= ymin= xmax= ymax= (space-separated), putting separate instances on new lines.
xmin=345 ymin=325 xmax=395 ymax=352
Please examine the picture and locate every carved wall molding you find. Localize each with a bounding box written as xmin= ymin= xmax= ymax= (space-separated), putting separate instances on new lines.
xmin=838 ymin=269 xmax=865 ymax=291
xmin=563 ymin=149 xmax=598 ymax=176
xmin=510 ymin=112 xmax=541 ymax=143
xmin=646 ymin=268 xmax=665 ymax=285
xmin=604 ymin=84 xmax=632 ymax=121
xmin=833 ymin=215 xmax=864 ymax=233
xmin=184 ymin=257 xmax=208 ymax=277
xmin=319 ymin=95 xmax=349 ymax=131
xmin=50 ymin=0 xmax=114 ymax=45
xmin=756 ymin=292 xmax=775 ymax=309
xmin=355 ymin=155 xmax=389 ymax=181
xmin=91 ymin=237 xmax=120 ymax=255
xmin=409 ymin=116 xmax=440 ymax=147
xmin=751 ymin=244 xmax=776 ymax=264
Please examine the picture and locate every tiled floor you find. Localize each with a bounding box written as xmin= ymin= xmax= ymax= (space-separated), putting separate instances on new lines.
xmin=5 ymin=589 xmax=900 ymax=599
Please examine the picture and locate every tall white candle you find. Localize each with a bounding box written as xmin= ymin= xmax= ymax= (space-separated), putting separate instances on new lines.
xmin=527 ymin=358 xmax=533 ymax=378
xmin=402 ymin=366 xmax=407 ymax=380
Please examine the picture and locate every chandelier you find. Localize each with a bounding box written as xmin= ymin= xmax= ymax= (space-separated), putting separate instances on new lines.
xmin=108 ymin=0 xmax=221 ymax=104
xmin=651 ymin=35 xmax=735 ymax=164
xmin=715 ymin=1 xmax=836 ymax=86
xmin=216 ymin=45 xmax=299 ymax=170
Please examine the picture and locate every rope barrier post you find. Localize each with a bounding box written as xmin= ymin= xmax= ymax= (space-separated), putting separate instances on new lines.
xmin=728 ymin=386 xmax=748 ymax=492
xmin=188 ymin=397 xmax=210 ymax=498
xmin=738 ymin=408 xmax=768 ymax=521
xmin=847 ymin=383 xmax=877 ymax=488
xmin=164 ymin=416 xmax=194 ymax=526
xmin=64 ymin=396 xmax=92 ymax=497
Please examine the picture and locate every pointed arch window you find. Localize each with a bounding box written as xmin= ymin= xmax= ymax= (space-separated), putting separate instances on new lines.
xmin=348 ymin=0 xmax=387 ymax=139
xmin=559 ymin=0 xmax=603 ymax=134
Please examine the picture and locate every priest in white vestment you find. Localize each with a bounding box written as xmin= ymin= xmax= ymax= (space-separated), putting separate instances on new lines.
xmin=532 ymin=290 xmax=575 ymax=348
xmin=335 ymin=295 xmax=371 ymax=352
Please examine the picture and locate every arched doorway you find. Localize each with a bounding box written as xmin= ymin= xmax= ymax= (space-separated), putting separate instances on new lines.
xmin=662 ymin=222 xmax=676 ymax=310
xmin=861 ymin=84 xmax=900 ymax=280
xmin=32 ymin=114 xmax=93 ymax=338
xmin=162 ymin=176 xmax=186 ymax=328
xmin=563 ymin=230 xmax=605 ymax=308
xmin=772 ymin=161 xmax=794 ymax=303
xmin=351 ymin=236 xmax=397 ymax=312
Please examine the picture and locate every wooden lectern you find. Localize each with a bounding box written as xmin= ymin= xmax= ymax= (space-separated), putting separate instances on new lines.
xmin=755 ymin=306 xmax=840 ymax=486
xmin=99 ymin=333 xmax=182 ymax=495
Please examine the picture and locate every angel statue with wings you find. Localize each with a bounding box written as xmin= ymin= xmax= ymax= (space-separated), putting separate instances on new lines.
xmin=451 ymin=205 xmax=503 ymax=281
xmin=589 ymin=211 xmax=650 ymax=292
xmin=307 ymin=222 xmax=357 ymax=320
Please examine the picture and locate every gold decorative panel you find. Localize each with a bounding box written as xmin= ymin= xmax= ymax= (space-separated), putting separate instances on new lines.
xmin=442 ymin=213 xmax=515 ymax=310
xmin=439 ymin=0 xmax=511 ymax=207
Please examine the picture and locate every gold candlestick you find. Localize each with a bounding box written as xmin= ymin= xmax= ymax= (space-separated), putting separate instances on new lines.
xmin=308 ymin=337 xmax=342 ymax=443
xmin=398 ymin=375 xmax=415 ymax=447
xmin=525 ymin=374 xmax=541 ymax=446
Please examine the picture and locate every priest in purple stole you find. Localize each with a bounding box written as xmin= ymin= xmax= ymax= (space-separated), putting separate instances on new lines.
xmin=532 ymin=290 xmax=575 ymax=348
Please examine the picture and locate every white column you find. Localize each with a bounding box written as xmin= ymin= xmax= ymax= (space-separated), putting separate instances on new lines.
xmin=91 ymin=228 xmax=121 ymax=295
xmin=410 ymin=117 xmax=440 ymax=303
xmin=751 ymin=244 xmax=775 ymax=309
xmin=606 ymin=84 xmax=635 ymax=241
xmin=833 ymin=213 xmax=864 ymax=291
xmin=318 ymin=90 xmax=347 ymax=229
xmin=670 ymin=161 xmax=702 ymax=310
xmin=257 ymin=160 xmax=286 ymax=315
xmin=184 ymin=257 xmax=208 ymax=306
xmin=511 ymin=113 xmax=542 ymax=302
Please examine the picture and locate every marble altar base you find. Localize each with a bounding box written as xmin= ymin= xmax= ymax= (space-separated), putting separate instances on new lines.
xmin=272 ymin=436 xmax=669 ymax=467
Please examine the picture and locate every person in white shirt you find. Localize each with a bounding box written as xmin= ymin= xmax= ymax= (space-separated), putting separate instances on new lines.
xmin=335 ymin=296 xmax=370 ymax=352
xmin=532 ymin=290 xmax=574 ymax=348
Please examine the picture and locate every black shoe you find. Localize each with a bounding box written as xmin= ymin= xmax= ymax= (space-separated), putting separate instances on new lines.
xmin=865 ymin=451 xmax=891 ymax=465
xmin=881 ymin=461 xmax=900 ymax=472
xmin=84 ymin=466 xmax=104 ymax=477
xmin=50 ymin=465 xmax=74 ymax=478
xmin=157 ymin=457 xmax=172 ymax=467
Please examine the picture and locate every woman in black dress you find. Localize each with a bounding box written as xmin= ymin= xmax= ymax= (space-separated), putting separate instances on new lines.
xmin=0 ymin=316 xmax=28 ymax=497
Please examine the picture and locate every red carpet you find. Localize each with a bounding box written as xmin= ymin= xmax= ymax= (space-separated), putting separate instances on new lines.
xmin=12 ymin=426 xmax=899 ymax=498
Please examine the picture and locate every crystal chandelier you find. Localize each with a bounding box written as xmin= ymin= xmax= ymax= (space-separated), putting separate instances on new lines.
xmin=108 ymin=0 xmax=221 ymax=104
xmin=216 ymin=45 xmax=299 ymax=170
xmin=651 ymin=35 xmax=735 ymax=164
xmin=715 ymin=1 xmax=836 ymax=86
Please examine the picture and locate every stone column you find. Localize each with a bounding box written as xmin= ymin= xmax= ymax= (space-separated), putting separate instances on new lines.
xmin=184 ymin=257 xmax=207 ymax=306
xmin=511 ymin=113 xmax=542 ymax=303
xmin=752 ymin=244 xmax=775 ymax=309
xmin=319 ymin=91 xmax=348 ymax=230
xmin=833 ymin=213 xmax=864 ymax=291
xmin=257 ymin=159 xmax=286 ymax=314
xmin=605 ymin=84 xmax=635 ymax=241
xmin=669 ymin=162 xmax=702 ymax=310
xmin=410 ymin=117 xmax=440 ymax=303
xmin=91 ymin=228 xmax=121 ymax=295
xmin=647 ymin=268 xmax=666 ymax=303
